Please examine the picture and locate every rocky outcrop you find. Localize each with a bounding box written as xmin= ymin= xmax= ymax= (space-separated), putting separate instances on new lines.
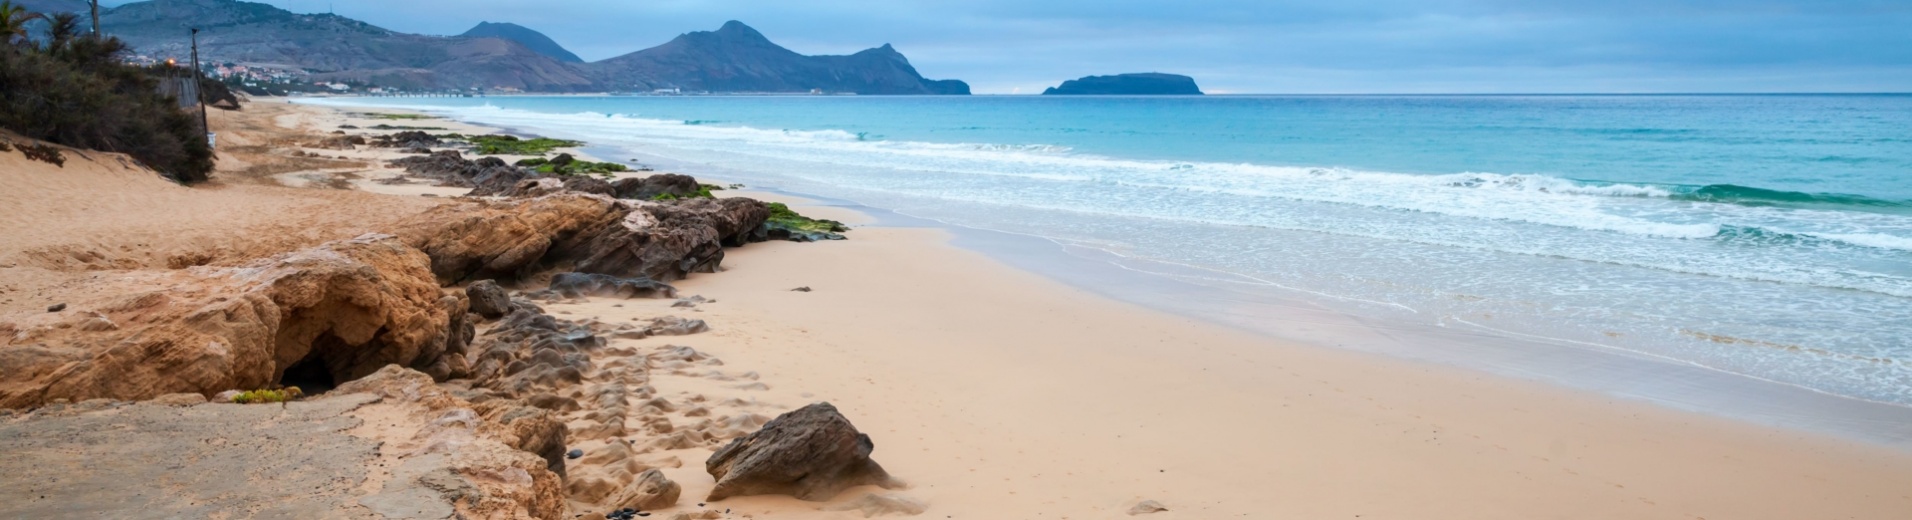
xmin=0 ymin=234 xmax=471 ymax=408
xmin=546 ymin=273 xmax=678 ymax=300
xmin=547 ymin=197 xmax=771 ymax=280
xmin=389 ymin=150 xmax=532 ymax=190
xmin=607 ymin=469 xmax=682 ymax=511
xmin=612 ymin=174 xmax=701 ymax=200
xmin=466 ymin=307 xmax=605 ymax=400
xmin=704 ymin=402 xmax=900 ymax=501
xmin=334 ymin=365 xmax=569 ymax=520
xmin=372 ymin=130 xmax=443 ymax=149
xmin=396 ymin=194 xmax=771 ymax=285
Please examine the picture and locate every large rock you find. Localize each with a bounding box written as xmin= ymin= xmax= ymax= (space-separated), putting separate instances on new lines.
xmin=0 ymin=235 xmax=470 ymax=408
xmin=549 ymin=197 xmax=771 ymax=281
xmin=396 ymin=194 xmax=622 ymax=284
xmin=467 ymin=308 xmax=604 ymax=399
xmin=396 ymin=194 xmax=770 ymax=285
xmin=607 ymin=469 xmax=682 ymax=511
xmin=704 ymin=402 xmax=899 ymax=501
xmin=467 ymin=280 xmax=514 ymax=320
xmin=547 ymin=273 xmax=677 ymax=300
xmin=388 ymin=150 xmax=531 ymax=190
xmin=612 ymin=174 xmax=700 ymax=200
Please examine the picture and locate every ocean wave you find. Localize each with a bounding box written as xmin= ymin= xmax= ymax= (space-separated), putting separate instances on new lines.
xmin=303 ymin=100 xmax=1912 ymax=250
xmin=1669 ymin=184 xmax=1909 ymax=210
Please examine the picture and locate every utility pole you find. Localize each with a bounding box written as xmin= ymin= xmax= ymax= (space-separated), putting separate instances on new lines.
xmin=88 ymin=0 xmax=99 ymax=38
xmin=191 ymin=28 xmax=209 ymax=145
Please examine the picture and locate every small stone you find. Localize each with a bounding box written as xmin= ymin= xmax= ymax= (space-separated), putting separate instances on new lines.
xmin=1128 ymin=500 xmax=1169 ymax=515
xmin=567 ymin=449 xmax=584 ymax=460
xmin=789 ymin=287 xmax=812 ymax=292
xmin=151 ymin=393 xmax=208 ymax=406
xmin=46 ymin=303 xmax=66 ymax=313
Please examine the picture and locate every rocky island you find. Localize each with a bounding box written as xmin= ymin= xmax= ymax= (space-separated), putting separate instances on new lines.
xmin=1042 ymin=72 xmax=1204 ymax=95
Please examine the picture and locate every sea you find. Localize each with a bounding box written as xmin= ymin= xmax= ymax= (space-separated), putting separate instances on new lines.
xmin=305 ymin=94 xmax=1912 ymax=441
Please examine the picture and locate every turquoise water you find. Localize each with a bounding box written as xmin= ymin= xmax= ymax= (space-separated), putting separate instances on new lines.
xmin=310 ymin=95 xmax=1912 ymax=407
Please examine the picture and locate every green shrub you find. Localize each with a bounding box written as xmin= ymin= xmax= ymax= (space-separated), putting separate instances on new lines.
xmin=230 ymin=387 xmax=304 ymax=404
xmin=0 ymin=34 xmax=214 ymax=182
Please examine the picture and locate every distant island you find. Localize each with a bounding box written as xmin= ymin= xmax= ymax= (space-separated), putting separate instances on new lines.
xmin=1042 ymin=73 xmax=1203 ymax=95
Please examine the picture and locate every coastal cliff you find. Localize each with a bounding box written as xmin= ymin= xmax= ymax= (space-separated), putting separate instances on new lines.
xmin=1043 ymin=72 xmax=1203 ymax=95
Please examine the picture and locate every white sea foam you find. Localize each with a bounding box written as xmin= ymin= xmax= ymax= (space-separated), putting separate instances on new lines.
xmin=298 ymin=97 xmax=1912 ymax=407
xmin=303 ymin=100 xmax=1912 ymax=249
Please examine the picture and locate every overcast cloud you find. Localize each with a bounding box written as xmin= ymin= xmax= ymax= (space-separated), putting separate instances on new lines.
xmin=108 ymin=0 xmax=1912 ymax=93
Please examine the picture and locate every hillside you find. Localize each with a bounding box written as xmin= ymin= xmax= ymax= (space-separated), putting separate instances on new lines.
xmin=589 ymin=21 xmax=969 ymax=95
xmin=461 ymin=21 xmax=582 ymax=63
xmin=57 ymin=0 xmax=967 ymax=94
xmin=96 ymin=0 xmax=596 ymax=92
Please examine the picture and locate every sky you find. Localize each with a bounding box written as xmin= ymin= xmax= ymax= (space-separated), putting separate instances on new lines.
xmin=109 ymin=0 xmax=1912 ymax=94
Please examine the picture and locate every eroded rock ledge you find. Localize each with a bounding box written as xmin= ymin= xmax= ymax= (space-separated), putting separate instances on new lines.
xmin=0 ymin=234 xmax=469 ymax=409
xmin=0 ymin=176 xmax=893 ymax=518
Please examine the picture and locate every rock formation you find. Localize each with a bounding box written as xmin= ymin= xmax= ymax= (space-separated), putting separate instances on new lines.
xmin=607 ymin=469 xmax=682 ymax=511
xmin=612 ymin=173 xmax=701 ymax=200
xmin=704 ymin=402 xmax=900 ymax=501
xmin=546 ymin=273 xmax=679 ymax=300
xmin=467 ymin=279 xmax=516 ymax=320
xmin=396 ymin=192 xmax=773 ymax=285
xmin=0 ymin=234 xmax=470 ymax=408
xmin=388 ymin=150 xmax=531 ymax=190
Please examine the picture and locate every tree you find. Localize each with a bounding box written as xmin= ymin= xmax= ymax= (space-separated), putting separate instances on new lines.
xmin=0 ymin=1 xmax=45 ymax=47
xmin=42 ymin=12 xmax=80 ymax=52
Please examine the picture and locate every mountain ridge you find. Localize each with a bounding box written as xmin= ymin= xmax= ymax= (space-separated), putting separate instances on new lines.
xmin=461 ymin=21 xmax=583 ymax=63
xmin=66 ymin=0 xmax=966 ymax=94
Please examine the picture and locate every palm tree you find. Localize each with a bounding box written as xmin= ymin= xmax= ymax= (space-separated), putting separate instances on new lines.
xmin=43 ymin=12 xmax=80 ymax=52
xmin=0 ymin=1 xmax=43 ymax=47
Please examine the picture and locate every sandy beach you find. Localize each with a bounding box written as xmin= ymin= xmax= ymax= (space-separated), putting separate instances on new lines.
xmin=3 ymin=98 xmax=1910 ymax=519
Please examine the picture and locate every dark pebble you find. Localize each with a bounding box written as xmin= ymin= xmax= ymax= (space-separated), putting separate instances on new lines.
xmin=566 ymin=449 xmax=583 ymax=459
xmin=46 ymin=303 xmax=66 ymax=313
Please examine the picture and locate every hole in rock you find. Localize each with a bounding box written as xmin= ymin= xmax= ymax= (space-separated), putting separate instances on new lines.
xmin=280 ymin=350 xmax=340 ymax=395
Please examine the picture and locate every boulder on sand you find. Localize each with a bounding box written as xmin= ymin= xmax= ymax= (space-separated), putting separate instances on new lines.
xmin=704 ymin=402 xmax=900 ymax=501
xmin=612 ymin=174 xmax=701 ymax=200
xmin=607 ymin=468 xmax=682 ymax=511
xmin=466 ymin=280 xmax=514 ymax=320
xmin=546 ymin=273 xmax=677 ymax=300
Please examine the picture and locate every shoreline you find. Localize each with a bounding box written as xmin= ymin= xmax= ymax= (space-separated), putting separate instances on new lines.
xmin=298 ymin=96 xmax=1912 ymax=516
xmin=295 ymin=95 xmax=1912 ymax=447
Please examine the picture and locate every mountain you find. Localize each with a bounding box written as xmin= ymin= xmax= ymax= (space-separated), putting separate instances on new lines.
xmin=1043 ymin=73 xmax=1203 ymax=96
xmin=587 ymin=21 xmax=967 ymax=95
xmin=12 ymin=0 xmax=89 ymax=14
xmin=81 ymin=1 xmax=966 ymax=95
xmin=461 ymin=21 xmax=582 ymax=63
xmin=99 ymin=0 xmax=596 ymax=91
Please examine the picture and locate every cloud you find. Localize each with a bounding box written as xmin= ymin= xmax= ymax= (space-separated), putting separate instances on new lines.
xmin=107 ymin=0 xmax=1912 ymax=93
